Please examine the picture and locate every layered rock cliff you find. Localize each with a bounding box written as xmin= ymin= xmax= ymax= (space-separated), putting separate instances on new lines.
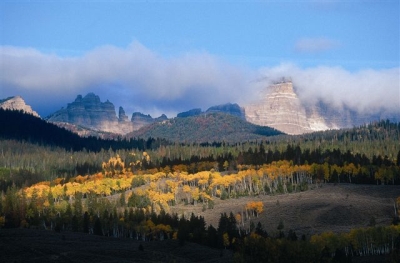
xmin=245 ymin=80 xmax=314 ymax=135
xmin=244 ymin=80 xmax=399 ymax=135
xmin=0 ymin=96 xmax=40 ymax=118
xmin=46 ymin=93 xmax=133 ymax=134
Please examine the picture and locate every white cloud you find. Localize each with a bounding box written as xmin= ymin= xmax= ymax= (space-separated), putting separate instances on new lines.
xmin=294 ymin=37 xmax=341 ymax=53
xmin=257 ymin=63 xmax=400 ymax=114
xmin=0 ymin=42 xmax=251 ymax=117
xmin=1 ymin=42 xmax=399 ymax=118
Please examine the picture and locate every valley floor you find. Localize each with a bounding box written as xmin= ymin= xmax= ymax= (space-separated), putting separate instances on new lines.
xmin=172 ymin=183 xmax=400 ymax=237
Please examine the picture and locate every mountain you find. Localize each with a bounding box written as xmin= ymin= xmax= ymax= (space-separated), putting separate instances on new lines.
xmin=131 ymin=112 xmax=168 ymax=130
xmin=127 ymin=112 xmax=282 ymax=143
xmin=245 ymin=80 xmax=313 ymax=135
xmin=177 ymin=108 xmax=202 ymax=118
xmin=206 ymin=103 xmax=246 ymax=120
xmin=0 ymin=96 xmax=40 ymax=118
xmin=46 ymin=93 xmax=134 ymax=135
xmin=0 ymin=108 xmax=155 ymax=152
xmin=244 ymin=79 xmax=399 ymax=135
xmin=177 ymin=103 xmax=245 ymax=120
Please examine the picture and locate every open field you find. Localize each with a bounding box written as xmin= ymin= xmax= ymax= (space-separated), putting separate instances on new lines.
xmin=172 ymin=184 xmax=400 ymax=237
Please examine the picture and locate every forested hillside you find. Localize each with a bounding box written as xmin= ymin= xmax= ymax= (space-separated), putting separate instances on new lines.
xmin=0 ymin=109 xmax=399 ymax=189
xmin=127 ymin=112 xmax=283 ymax=142
xmin=0 ymin=108 xmax=168 ymax=152
xmin=1 ymin=109 xmax=400 ymax=262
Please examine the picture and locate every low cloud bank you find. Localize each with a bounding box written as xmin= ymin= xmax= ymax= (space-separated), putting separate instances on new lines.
xmin=258 ymin=63 xmax=399 ymax=114
xmin=1 ymin=42 xmax=398 ymax=117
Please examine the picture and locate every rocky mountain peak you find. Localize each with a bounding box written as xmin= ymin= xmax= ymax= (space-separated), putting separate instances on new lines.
xmin=75 ymin=95 xmax=83 ymax=102
xmin=0 ymin=96 xmax=40 ymax=118
xmin=118 ymin=106 xmax=129 ymax=122
xmin=46 ymin=93 xmax=134 ymax=135
xmin=245 ymin=80 xmax=312 ymax=135
xmin=82 ymin=93 xmax=100 ymax=103
xmin=244 ymin=78 xmax=398 ymax=135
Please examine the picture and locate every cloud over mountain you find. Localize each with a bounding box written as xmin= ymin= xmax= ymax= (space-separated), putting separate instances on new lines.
xmin=1 ymin=42 xmax=398 ymax=118
xmin=0 ymin=42 xmax=250 ymax=117
xmin=257 ymin=63 xmax=399 ymax=114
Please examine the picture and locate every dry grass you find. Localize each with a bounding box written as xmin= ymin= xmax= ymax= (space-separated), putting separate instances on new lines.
xmin=171 ymin=184 xmax=400 ymax=237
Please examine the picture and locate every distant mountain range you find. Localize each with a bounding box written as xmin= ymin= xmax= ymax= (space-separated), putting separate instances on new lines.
xmin=1 ymin=79 xmax=398 ymax=138
xmin=43 ymin=93 xmax=252 ymax=138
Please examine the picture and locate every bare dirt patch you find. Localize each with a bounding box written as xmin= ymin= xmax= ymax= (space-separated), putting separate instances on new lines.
xmin=171 ymin=184 xmax=400 ymax=237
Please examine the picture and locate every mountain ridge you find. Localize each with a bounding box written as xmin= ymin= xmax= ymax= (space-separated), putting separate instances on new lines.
xmin=126 ymin=112 xmax=283 ymax=143
xmin=3 ymin=78 xmax=398 ymax=138
xmin=45 ymin=93 xmax=134 ymax=135
xmin=0 ymin=96 xmax=40 ymax=118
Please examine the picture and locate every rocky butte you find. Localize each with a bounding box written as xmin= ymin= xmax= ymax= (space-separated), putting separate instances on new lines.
xmin=245 ymin=80 xmax=316 ymax=135
xmin=244 ymin=79 xmax=399 ymax=135
xmin=46 ymin=93 xmax=134 ymax=135
xmin=0 ymin=96 xmax=40 ymax=118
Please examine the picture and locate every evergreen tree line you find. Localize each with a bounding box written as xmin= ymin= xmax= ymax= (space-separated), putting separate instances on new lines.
xmin=1 ymin=109 xmax=399 ymax=190
xmin=0 ymin=109 xmax=169 ymax=152
xmin=1 ymin=185 xmax=399 ymax=262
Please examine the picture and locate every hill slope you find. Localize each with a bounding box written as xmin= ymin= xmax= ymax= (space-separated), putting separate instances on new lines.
xmin=0 ymin=109 xmax=158 ymax=152
xmin=0 ymin=96 xmax=40 ymax=117
xmin=127 ymin=112 xmax=283 ymax=143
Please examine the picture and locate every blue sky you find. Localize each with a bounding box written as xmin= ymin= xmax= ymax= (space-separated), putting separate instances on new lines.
xmin=1 ymin=0 xmax=399 ymax=117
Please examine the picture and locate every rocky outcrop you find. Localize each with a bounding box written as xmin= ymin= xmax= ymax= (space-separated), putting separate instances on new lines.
xmin=206 ymin=103 xmax=246 ymax=120
xmin=118 ymin=107 xmax=129 ymax=122
xmin=245 ymin=80 xmax=313 ymax=135
xmin=46 ymin=93 xmax=134 ymax=135
xmin=0 ymin=96 xmax=40 ymax=118
xmin=177 ymin=108 xmax=202 ymax=118
xmin=245 ymin=79 xmax=399 ymax=135
xmin=131 ymin=112 xmax=168 ymax=130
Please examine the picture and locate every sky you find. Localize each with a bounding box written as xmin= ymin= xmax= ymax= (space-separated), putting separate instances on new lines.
xmin=1 ymin=0 xmax=399 ymax=118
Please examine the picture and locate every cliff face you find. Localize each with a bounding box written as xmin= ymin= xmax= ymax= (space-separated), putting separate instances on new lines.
xmin=245 ymin=80 xmax=399 ymax=135
xmin=46 ymin=93 xmax=133 ymax=135
xmin=245 ymin=81 xmax=314 ymax=135
xmin=0 ymin=96 xmax=40 ymax=118
xmin=131 ymin=112 xmax=168 ymax=130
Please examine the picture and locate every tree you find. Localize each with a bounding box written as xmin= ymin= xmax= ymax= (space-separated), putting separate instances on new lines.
xmin=222 ymin=232 xmax=230 ymax=249
xmin=83 ymin=211 xmax=90 ymax=233
xmin=223 ymin=161 xmax=229 ymax=171
xmin=119 ymin=191 xmax=126 ymax=207
xmin=277 ymin=220 xmax=285 ymax=238
xmin=93 ymin=217 xmax=103 ymax=236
